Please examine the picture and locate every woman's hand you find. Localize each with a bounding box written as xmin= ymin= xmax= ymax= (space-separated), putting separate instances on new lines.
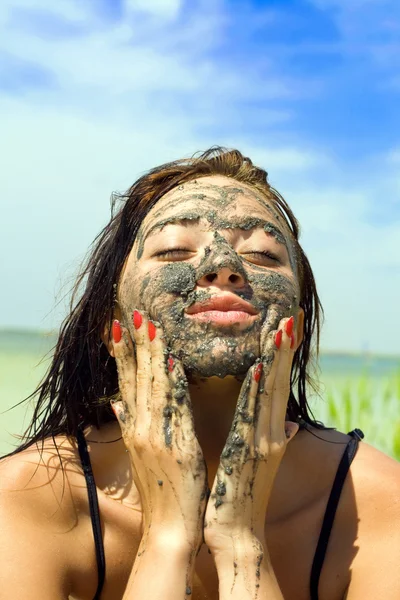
xmin=204 ymin=315 xmax=299 ymax=555
xmin=110 ymin=311 xmax=208 ymax=554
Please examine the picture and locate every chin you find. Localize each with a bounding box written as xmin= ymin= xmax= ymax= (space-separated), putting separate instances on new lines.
xmin=176 ymin=338 xmax=259 ymax=379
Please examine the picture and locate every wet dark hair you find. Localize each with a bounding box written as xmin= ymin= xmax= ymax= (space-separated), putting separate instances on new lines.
xmin=4 ymin=146 xmax=327 ymax=459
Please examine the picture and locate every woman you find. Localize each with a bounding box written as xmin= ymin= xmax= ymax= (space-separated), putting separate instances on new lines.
xmin=0 ymin=148 xmax=399 ymax=600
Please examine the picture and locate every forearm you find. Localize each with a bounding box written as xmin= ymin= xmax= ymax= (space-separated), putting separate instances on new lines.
xmin=213 ymin=535 xmax=284 ymax=600
xmin=123 ymin=531 xmax=196 ymax=600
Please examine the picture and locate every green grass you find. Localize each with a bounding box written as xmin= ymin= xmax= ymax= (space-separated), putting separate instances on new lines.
xmin=310 ymin=370 xmax=400 ymax=460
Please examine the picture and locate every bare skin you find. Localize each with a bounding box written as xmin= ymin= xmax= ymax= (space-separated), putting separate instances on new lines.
xmin=1 ymin=175 xmax=400 ymax=599
xmin=1 ymin=420 xmax=399 ymax=599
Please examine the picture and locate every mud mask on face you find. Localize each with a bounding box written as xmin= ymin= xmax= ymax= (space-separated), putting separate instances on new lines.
xmin=120 ymin=230 xmax=299 ymax=379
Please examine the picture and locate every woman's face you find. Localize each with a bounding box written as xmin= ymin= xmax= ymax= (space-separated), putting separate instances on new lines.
xmin=118 ymin=175 xmax=301 ymax=379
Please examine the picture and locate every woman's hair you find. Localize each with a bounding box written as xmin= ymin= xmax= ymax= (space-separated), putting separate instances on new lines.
xmin=4 ymin=146 xmax=326 ymax=459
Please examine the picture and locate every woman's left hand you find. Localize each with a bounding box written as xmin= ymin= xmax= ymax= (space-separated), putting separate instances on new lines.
xmin=204 ymin=315 xmax=299 ymax=555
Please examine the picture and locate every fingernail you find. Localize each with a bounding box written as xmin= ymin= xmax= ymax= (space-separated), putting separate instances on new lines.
xmin=275 ymin=329 xmax=283 ymax=349
xmin=133 ymin=310 xmax=142 ymax=330
xmin=148 ymin=321 xmax=156 ymax=342
xmin=285 ymin=316 xmax=294 ymax=337
xmin=290 ymin=333 xmax=295 ymax=349
xmin=112 ymin=319 xmax=122 ymax=343
xmin=254 ymin=362 xmax=263 ymax=382
xmin=167 ymin=355 xmax=174 ymax=372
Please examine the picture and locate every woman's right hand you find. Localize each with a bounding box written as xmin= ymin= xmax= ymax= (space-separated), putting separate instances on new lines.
xmin=110 ymin=310 xmax=207 ymax=554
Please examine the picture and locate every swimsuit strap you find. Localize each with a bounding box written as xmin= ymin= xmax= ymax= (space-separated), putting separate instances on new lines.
xmin=76 ymin=427 xmax=106 ymax=600
xmin=310 ymin=428 xmax=364 ymax=600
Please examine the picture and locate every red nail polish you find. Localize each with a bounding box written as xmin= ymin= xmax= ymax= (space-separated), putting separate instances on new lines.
xmin=254 ymin=362 xmax=263 ymax=382
xmin=112 ymin=320 xmax=122 ymax=343
xmin=290 ymin=333 xmax=295 ymax=349
xmin=285 ymin=316 xmax=294 ymax=337
xmin=168 ymin=355 xmax=174 ymax=372
xmin=275 ymin=329 xmax=283 ymax=349
xmin=148 ymin=321 xmax=156 ymax=342
xmin=133 ymin=310 xmax=142 ymax=330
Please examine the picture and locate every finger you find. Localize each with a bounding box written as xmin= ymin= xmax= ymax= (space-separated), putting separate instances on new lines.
xmin=111 ymin=320 xmax=137 ymax=433
xmin=255 ymin=330 xmax=280 ymax=451
xmin=270 ymin=316 xmax=296 ymax=440
xmin=148 ymin=320 xmax=178 ymax=447
xmin=131 ymin=309 xmax=152 ymax=430
xmin=260 ymin=304 xmax=280 ymax=351
xmin=219 ymin=367 xmax=255 ymax=471
xmin=234 ymin=361 xmax=261 ymax=445
xmin=167 ymin=357 xmax=197 ymax=449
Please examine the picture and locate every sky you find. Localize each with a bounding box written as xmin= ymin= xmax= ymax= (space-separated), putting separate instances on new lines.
xmin=0 ymin=0 xmax=399 ymax=355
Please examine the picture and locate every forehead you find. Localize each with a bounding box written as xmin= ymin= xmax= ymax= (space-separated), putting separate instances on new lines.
xmin=140 ymin=175 xmax=284 ymax=237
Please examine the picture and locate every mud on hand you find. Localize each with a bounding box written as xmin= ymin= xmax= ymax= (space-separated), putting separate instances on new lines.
xmin=110 ymin=311 xmax=208 ymax=552
xmin=204 ymin=315 xmax=299 ymax=552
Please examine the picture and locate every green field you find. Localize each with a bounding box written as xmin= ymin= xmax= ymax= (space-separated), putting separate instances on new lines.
xmin=1 ymin=329 xmax=399 ymax=460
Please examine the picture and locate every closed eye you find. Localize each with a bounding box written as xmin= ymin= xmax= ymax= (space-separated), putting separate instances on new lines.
xmin=154 ymin=248 xmax=280 ymax=264
xmin=243 ymin=251 xmax=280 ymax=264
xmin=153 ymin=248 xmax=192 ymax=258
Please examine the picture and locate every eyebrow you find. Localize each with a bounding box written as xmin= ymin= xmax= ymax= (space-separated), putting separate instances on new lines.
xmin=144 ymin=212 xmax=286 ymax=242
xmin=136 ymin=212 xmax=288 ymax=260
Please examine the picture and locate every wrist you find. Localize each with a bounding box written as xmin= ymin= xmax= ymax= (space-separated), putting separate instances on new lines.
xmin=124 ymin=528 xmax=197 ymax=599
xmin=211 ymin=532 xmax=269 ymax=568
xmin=212 ymin=537 xmax=281 ymax=599
xmin=207 ymin=527 xmax=265 ymax=557
xmin=145 ymin=526 xmax=201 ymax=559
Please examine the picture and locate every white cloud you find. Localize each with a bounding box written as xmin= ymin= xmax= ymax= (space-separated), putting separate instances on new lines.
xmin=0 ymin=0 xmax=399 ymax=355
xmin=0 ymin=0 xmax=316 ymax=104
xmin=249 ymin=147 xmax=330 ymax=172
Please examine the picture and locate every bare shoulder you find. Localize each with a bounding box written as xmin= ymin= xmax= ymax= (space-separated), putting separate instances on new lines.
xmin=342 ymin=440 xmax=400 ymax=599
xmin=0 ymin=435 xmax=84 ymax=519
xmin=306 ymin=429 xmax=400 ymax=598
xmin=315 ymin=429 xmax=400 ymax=523
xmin=0 ymin=436 xmax=85 ymax=598
xmin=351 ymin=439 xmax=400 ymax=506
xmin=300 ymin=425 xmax=400 ymax=500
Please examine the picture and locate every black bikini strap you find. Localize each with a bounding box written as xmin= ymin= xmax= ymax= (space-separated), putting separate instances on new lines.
xmin=76 ymin=427 xmax=106 ymax=600
xmin=310 ymin=429 xmax=364 ymax=600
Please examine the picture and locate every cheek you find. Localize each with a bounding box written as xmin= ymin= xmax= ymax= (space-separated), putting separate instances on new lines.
xmin=118 ymin=265 xmax=145 ymax=313
xmin=119 ymin=261 xmax=195 ymax=314
xmin=248 ymin=271 xmax=299 ymax=312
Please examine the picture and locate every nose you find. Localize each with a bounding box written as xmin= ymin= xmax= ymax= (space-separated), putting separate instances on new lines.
xmin=197 ymin=266 xmax=245 ymax=288
xmin=196 ymin=247 xmax=248 ymax=290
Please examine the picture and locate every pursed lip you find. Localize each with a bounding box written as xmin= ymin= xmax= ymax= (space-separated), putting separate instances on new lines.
xmin=185 ymin=293 xmax=258 ymax=315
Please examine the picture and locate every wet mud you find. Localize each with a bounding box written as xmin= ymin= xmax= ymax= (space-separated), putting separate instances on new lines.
xmin=120 ymin=180 xmax=300 ymax=379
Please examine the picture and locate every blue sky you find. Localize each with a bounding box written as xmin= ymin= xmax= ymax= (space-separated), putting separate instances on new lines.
xmin=0 ymin=0 xmax=399 ymax=355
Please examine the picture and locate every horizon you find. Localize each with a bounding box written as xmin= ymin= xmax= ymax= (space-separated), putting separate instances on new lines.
xmin=1 ymin=326 xmax=399 ymax=359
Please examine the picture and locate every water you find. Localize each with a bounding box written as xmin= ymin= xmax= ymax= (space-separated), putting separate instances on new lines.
xmin=319 ymin=353 xmax=399 ymax=379
xmin=1 ymin=329 xmax=399 ymax=455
